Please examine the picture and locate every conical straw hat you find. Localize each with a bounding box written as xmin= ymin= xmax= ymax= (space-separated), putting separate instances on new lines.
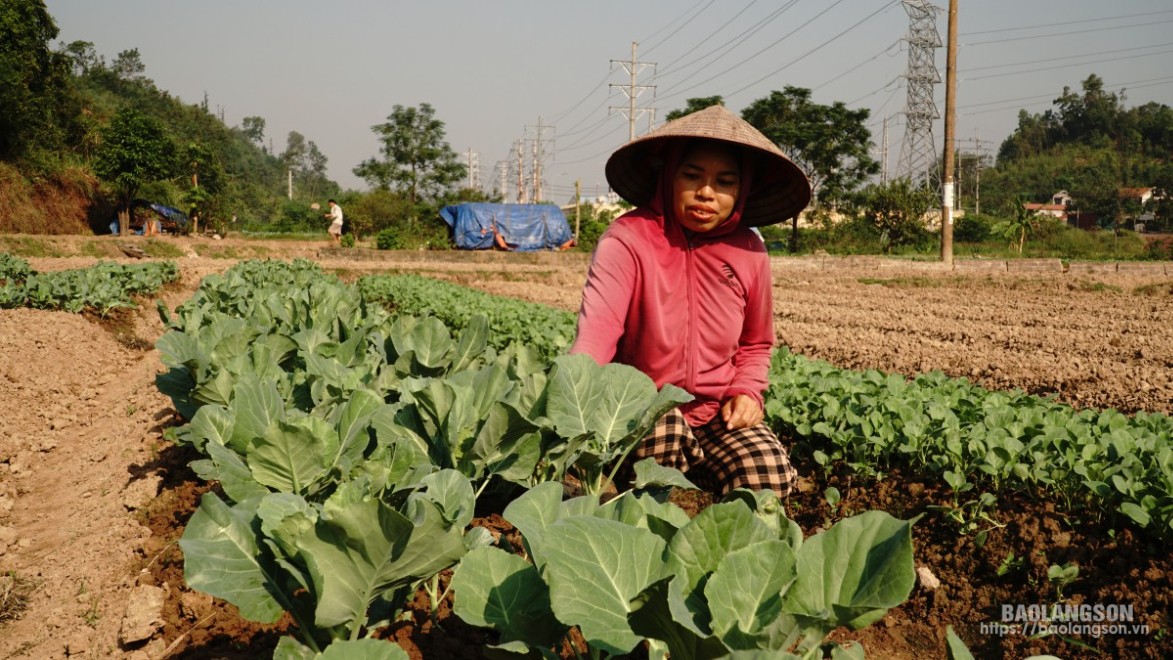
xmin=604 ymin=105 xmax=812 ymax=226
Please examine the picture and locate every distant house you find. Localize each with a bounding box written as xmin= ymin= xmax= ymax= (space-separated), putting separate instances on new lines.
xmin=1026 ymin=187 xmax=1163 ymax=231
xmin=1023 ymin=202 xmax=1068 ymax=219
xmin=1119 ymin=187 xmax=1157 ymax=206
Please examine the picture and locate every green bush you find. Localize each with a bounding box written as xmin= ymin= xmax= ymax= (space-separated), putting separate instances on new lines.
xmin=572 ymin=203 xmax=626 ymax=252
xmin=270 ymin=199 xmax=322 ymax=233
xmin=375 ymin=226 xmax=407 ymax=250
xmin=374 ymin=220 xmax=450 ymax=250
xmin=1142 ymin=236 xmax=1173 ymax=261
xmin=340 ymin=234 xmax=356 ymax=248
xmin=953 ymin=213 xmax=996 ymax=242
xmin=345 ymin=189 xmax=414 ymax=239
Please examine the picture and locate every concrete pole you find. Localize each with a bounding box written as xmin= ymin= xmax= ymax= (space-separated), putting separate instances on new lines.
xmin=940 ymin=0 xmax=958 ymax=265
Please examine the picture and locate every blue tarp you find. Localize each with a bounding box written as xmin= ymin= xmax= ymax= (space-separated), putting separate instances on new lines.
xmin=440 ymin=203 xmax=573 ymax=251
xmin=149 ymin=203 xmax=189 ymax=226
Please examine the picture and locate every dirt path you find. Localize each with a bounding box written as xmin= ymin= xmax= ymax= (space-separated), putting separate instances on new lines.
xmin=0 ymin=238 xmax=1169 ymax=658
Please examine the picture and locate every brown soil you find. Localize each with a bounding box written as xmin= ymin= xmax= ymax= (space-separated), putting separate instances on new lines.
xmin=0 ymin=235 xmax=1169 ymax=659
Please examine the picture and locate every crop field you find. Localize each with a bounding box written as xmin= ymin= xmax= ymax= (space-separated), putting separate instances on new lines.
xmin=0 ymin=236 xmax=1169 ymax=659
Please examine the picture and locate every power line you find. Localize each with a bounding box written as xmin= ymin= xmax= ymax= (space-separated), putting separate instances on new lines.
xmin=640 ymin=0 xmax=718 ymax=56
xmin=637 ymin=0 xmax=712 ymax=50
xmin=960 ymin=9 xmax=1173 ymax=36
xmin=726 ymin=0 xmax=902 ymax=98
xmin=962 ymin=41 xmax=1173 ymax=73
xmin=848 ymin=76 xmax=903 ymax=107
xmin=964 ymin=47 xmax=1173 ymax=82
xmin=557 ymin=113 xmax=616 ymax=151
xmin=547 ymin=76 xmax=611 ymax=126
xmin=658 ymin=0 xmax=849 ymax=102
xmin=813 ymin=39 xmax=904 ymax=92
xmin=964 ymin=17 xmax=1173 ymax=46
xmin=654 ymin=0 xmax=787 ymax=80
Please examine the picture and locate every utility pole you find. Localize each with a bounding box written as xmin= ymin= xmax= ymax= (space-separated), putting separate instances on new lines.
xmin=495 ymin=161 xmax=508 ymax=201
xmin=515 ymin=141 xmax=526 ymax=204
xmin=525 ymin=117 xmax=554 ymax=203
xmin=466 ymin=148 xmax=480 ymax=190
xmin=610 ymin=42 xmax=656 ymax=140
xmin=881 ymin=116 xmax=890 ymax=185
xmin=940 ymin=0 xmax=958 ymax=265
xmin=970 ymin=132 xmax=991 ymax=216
xmin=574 ymin=179 xmax=582 ymax=244
xmin=287 ymin=168 xmax=292 ymax=200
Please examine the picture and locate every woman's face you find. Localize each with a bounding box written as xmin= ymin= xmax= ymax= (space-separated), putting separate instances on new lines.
xmin=672 ymin=141 xmax=741 ymax=233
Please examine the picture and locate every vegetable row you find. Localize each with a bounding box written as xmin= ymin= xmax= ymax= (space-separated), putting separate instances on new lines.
xmin=0 ymin=252 xmax=179 ymax=316
xmin=765 ymin=349 xmax=1172 ymax=538
xmin=160 ymin=259 xmax=915 ymax=659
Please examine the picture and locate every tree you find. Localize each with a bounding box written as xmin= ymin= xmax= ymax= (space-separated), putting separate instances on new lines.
xmin=241 ymin=116 xmax=265 ymax=146
xmin=741 ymin=86 xmax=879 ymax=251
xmin=1053 ymin=74 xmax=1121 ymax=147
xmin=281 ymin=130 xmax=307 ymax=171
xmin=94 ymin=108 xmax=176 ymax=235
xmin=301 ymin=141 xmax=331 ymax=201
xmin=997 ymin=109 xmax=1056 ymax=163
xmin=280 ymin=131 xmax=333 ymax=201
xmin=60 ymin=39 xmax=101 ymax=76
xmin=665 ymin=96 xmax=725 ymax=123
xmin=853 ymin=178 xmax=936 ymax=253
xmin=993 ymin=198 xmax=1040 ymax=254
xmin=0 ymin=0 xmax=74 ymax=160
xmin=354 ymin=103 xmax=466 ymax=210
xmin=183 ymin=142 xmax=225 ymax=232
xmin=111 ymin=48 xmax=147 ymax=82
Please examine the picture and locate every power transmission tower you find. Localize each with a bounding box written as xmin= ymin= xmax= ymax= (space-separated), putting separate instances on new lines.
xmin=610 ymin=42 xmax=656 ymax=141
xmin=897 ymin=0 xmax=942 ymax=190
xmin=880 ymin=115 xmax=890 ymax=185
xmin=525 ymin=117 xmax=554 ymax=203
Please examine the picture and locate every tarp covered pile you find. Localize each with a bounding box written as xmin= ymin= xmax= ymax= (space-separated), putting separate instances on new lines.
xmin=440 ymin=203 xmax=574 ymax=251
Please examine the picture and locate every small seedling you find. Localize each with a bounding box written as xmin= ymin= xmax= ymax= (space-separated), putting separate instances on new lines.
xmin=821 ymin=486 xmax=842 ymax=528
xmin=995 ymin=551 xmax=1023 ymax=577
xmin=1047 ymin=562 xmax=1080 ymax=600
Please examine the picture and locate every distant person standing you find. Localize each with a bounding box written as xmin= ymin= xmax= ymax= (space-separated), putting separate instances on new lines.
xmin=325 ymin=199 xmax=344 ymax=245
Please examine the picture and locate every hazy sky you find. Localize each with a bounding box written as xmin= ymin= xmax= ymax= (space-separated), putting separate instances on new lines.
xmin=44 ymin=0 xmax=1173 ymax=204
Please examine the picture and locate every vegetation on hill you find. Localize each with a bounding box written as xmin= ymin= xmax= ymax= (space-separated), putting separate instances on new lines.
xmin=0 ymin=0 xmax=492 ymax=240
xmin=981 ymin=74 xmax=1173 ymax=232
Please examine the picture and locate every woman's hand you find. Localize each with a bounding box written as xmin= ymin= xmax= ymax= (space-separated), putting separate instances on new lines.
xmin=720 ymin=394 xmax=763 ymax=430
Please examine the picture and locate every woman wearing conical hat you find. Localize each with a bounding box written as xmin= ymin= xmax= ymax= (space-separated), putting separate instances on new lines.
xmin=570 ymin=105 xmax=812 ymax=497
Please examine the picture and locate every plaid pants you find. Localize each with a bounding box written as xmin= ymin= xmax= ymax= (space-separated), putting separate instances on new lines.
xmin=628 ymin=408 xmax=797 ymax=497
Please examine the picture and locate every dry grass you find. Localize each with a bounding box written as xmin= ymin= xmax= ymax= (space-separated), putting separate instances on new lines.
xmin=0 ymin=573 xmax=37 ymax=624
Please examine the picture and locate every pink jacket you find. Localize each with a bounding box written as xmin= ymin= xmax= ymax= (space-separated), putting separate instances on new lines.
xmin=569 ymin=206 xmax=774 ymax=426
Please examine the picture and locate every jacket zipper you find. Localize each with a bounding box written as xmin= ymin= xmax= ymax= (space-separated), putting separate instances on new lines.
xmin=684 ymin=235 xmax=697 ymax=393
